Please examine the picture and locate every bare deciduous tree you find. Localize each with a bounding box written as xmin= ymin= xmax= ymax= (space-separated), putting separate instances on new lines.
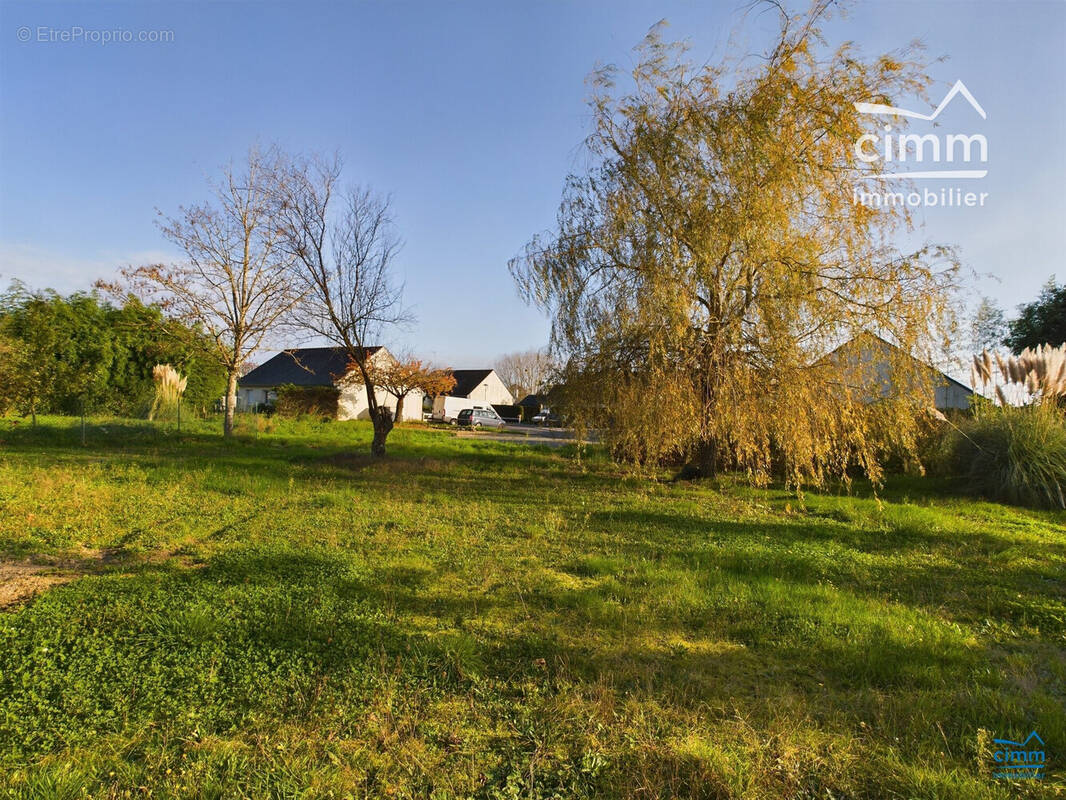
xmin=276 ymin=153 xmax=411 ymax=456
xmin=114 ymin=146 xmax=301 ymax=437
xmin=494 ymin=348 xmax=554 ymax=400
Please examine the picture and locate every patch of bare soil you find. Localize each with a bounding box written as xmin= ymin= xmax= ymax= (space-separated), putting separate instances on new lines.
xmin=0 ymin=562 xmax=75 ymax=609
xmin=0 ymin=543 xmax=210 ymax=610
xmin=0 ymin=547 xmax=178 ymax=610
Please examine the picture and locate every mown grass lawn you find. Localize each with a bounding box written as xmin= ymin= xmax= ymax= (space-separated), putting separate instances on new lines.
xmin=0 ymin=416 xmax=1063 ymax=799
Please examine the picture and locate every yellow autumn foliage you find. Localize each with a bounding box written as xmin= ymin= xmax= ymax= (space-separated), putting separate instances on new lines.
xmin=511 ymin=7 xmax=959 ymax=487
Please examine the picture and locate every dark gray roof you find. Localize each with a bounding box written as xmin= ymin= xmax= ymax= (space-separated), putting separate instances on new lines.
xmin=447 ymin=369 xmax=494 ymax=398
xmin=239 ymin=346 xmax=381 ymax=388
xmin=517 ymin=394 xmax=543 ymax=407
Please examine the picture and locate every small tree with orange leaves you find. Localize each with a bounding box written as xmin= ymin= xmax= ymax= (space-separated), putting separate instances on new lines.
xmin=347 ymin=357 xmax=456 ymax=422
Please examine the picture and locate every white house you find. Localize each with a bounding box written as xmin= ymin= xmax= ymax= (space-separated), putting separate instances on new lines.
xmin=824 ymin=333 xmax=974 ymax=411
xmin=430 ymin=369 xmax=514 ymax=422
xmin=238 ymin=346 xmax=425 ymax=422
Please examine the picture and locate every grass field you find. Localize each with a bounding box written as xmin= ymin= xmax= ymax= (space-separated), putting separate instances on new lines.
xmin=0 ymin=416 xmax=1063 ymax=799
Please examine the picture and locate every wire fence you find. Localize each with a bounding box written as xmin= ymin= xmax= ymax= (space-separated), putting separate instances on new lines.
xmin=0 ymin=409 xmax=287 ymax=448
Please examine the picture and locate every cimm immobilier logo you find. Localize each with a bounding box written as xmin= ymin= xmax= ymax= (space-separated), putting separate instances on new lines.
xmin=992 ymin=731 xmax=1046 ymax=780
xmin=852 ymin=80 xmax=989 ymax=209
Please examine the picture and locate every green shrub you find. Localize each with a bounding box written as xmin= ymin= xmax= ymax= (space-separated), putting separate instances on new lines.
xmin=941 ymin=404 xmax=1066 ymax=508
xmin=274 ymin=384 xmax=339 ymax=418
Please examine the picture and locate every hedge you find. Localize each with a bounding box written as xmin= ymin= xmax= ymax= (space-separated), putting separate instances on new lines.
xmin=275 ymin=384 xmax=340 ymax=418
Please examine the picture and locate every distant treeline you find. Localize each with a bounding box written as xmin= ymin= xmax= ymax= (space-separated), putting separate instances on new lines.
xmin=0 ymin=284 xmax=226 ymax=418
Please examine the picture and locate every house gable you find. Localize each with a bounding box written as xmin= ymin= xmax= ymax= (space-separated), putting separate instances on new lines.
xmin=445 ymin=369 xmax=513 ymax=405
xmin=446 ymin=370 xmax=494 ymax=398
xmin=824 ymin=333 xmax=974 ymax=411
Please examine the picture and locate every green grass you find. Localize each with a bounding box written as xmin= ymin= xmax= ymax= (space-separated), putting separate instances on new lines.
xmin=0 ymin=415 xmax=1063 ymax=799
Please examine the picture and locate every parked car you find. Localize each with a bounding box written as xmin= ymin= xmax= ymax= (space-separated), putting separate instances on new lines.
xmin=431 ymin=396 xmax=493 ymax=424
xmin=456 ymin=407 xmax=506 ymax=429
xmin=532 ymin=409 xmax=560 ymax=426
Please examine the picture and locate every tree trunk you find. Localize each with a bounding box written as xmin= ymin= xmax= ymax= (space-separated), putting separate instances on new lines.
xmin=224 ymin=370 xmax=238 ymax=438
xmin=694 ymin=436 xmax=721 ymax=477
xmin=370 ymin=405 xmax=394 ymax=457
xmin=394 ymin=394 xmax=405 ymax=423
xmin=688 ymin=338 xmax=727 ymax=478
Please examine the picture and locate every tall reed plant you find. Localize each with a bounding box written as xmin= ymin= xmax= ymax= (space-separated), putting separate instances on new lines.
xmin=149 ymin=364 xmax=188 ymax=421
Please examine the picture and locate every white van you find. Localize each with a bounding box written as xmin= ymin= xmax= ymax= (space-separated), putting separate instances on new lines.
xmin=431 ymin=395 xmax=491 ymax=424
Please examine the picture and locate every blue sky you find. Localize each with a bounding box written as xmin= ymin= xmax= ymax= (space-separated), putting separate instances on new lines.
xmin=1 ymin=0 xmax=1063 ymax=366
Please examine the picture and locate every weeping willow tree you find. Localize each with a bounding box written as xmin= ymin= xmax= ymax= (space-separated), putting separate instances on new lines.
xmin=510 ymin=3 xmax=960 ymax=486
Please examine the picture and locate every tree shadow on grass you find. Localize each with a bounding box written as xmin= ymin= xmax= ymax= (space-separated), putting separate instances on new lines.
xmin=1 ymin=418 xmax=239 ymax=451
xmin=2 ymin=418 xmax=601 ymax=497
xmin=5 ymin=543 xmax=1059 ymax=799
xmin=807 ymin=474 xmax=1066 ymax=524
xmin=174 ymin=547 xmax=988 ymax=698
xmin=580 ymin=510 xmax=1066 ymax=637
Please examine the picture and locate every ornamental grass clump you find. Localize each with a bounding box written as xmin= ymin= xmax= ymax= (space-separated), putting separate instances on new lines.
xmin=970 ymin=344 xmax=1066 ymax=407
xmin=945 ymin=344 xmax=1066 ymax=508
xmin=149 ymin=364 xmax=188 ymax=421
xmin=943 ymin=404 xmax=1066 ymax=509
